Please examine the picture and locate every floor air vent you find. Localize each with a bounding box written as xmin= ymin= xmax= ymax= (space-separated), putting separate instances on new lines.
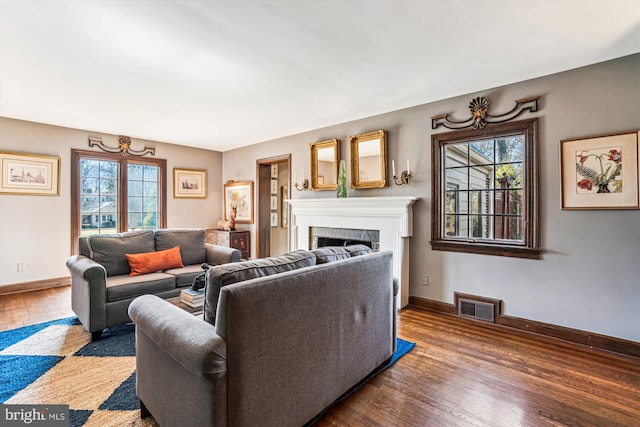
xmin=458 ymin=298 xmax=495 ymax=323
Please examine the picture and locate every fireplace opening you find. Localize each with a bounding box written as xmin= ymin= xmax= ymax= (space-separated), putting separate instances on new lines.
xmin=311 ymin=227 xmax=379 ymax=251
xmin=317 ymin=237 xmax=373 ymax=249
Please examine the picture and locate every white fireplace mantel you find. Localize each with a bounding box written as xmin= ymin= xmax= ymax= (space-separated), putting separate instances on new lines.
xmin=288 ymin=196 xmax=418 ymax=308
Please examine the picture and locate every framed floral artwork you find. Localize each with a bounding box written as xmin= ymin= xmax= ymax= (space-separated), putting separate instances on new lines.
xmin=223 ymin=180 xmax=254 ymax=223
xmin=560 ymin=130 xmax=639 ymax=209
xmin=0 ymin=152 xmax=60 ymax=196
xmin=174 ymin=168 xmax=207 ymax=198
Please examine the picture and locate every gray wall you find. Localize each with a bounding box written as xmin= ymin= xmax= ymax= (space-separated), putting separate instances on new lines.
xmin=223 ymin=54 xmax=640 ymax=342
xmin=0 ymin=118 xmax=223 ymax=287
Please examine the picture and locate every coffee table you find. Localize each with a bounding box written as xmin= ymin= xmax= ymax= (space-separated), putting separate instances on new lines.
xmin=167 ymin=296 xmax=204 ymax=316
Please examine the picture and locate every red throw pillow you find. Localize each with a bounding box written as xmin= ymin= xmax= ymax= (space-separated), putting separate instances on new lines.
xmin=126 ymin=246 xmax=184 ymax=276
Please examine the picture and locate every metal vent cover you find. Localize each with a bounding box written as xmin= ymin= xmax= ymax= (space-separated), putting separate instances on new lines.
xmin=458 ymin=298 xmax=495 ymax=323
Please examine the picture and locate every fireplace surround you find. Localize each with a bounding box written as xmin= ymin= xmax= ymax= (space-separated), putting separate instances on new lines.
xmin=288 ymin=196 xmax=418 ymax=308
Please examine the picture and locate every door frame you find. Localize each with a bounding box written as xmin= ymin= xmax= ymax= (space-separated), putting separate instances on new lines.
xmin=255 ymin=154 xmax=291 ymax=258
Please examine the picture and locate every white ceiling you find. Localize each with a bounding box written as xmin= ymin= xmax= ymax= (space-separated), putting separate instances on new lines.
xmin=1 ymin=1 xmax=639 ymax=152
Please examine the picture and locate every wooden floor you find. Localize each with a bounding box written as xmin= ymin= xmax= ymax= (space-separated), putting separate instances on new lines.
xmin=1 ymin=286 xmax=639 ymax=426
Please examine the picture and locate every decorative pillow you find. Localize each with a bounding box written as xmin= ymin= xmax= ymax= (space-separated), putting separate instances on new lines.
xmin=126 ymin=246 xmax=184 ymax=276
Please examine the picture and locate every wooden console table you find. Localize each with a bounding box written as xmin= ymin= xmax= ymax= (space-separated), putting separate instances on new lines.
xmin=206 ymin=229 xmax=250 ymax=259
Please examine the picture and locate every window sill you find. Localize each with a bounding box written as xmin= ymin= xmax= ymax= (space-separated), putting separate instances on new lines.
xmin=430 ymin=240 xmax=541 ymax=259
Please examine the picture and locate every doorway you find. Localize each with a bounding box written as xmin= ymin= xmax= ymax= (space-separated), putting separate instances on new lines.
xmin=256 ymin=154 xmax=291 ymax=258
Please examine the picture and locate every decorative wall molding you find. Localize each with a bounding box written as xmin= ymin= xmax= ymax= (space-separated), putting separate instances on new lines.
xmin=409 ymin=296 xmax=640 ymax=359
xmin=432 ymin=95 xmax=539 ymax=130
xmin=88 ymin=135 xmax=156 ymax=157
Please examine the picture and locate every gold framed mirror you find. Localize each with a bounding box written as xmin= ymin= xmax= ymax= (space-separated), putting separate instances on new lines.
xmin=349 ymin=130 xmax=387 ymax=189
xmin=310 ymin=138 xmax=339 ymax=190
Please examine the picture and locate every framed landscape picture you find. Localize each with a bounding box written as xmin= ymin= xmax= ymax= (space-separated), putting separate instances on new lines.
xmin=224 ymin=180 xmax=254 ymax=223
xmin=560 ymin=130 xmax=639 ymax=209
xmin=174 ymin=168 xmax=207 ymax=198
xmin=0 ymin=152 xmax=60 ymax=196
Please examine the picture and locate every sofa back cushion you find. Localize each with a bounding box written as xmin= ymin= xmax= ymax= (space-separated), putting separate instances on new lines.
xmin=86 ymin=231 xmax=156 ymax=276
xmin=310 ymin=244 xmax=373 ymax=264
xmin=155 ymin=228 xmax=206 ymax=266
xmin=204 ymin=250 xmax=316 ymax=324
xmin=344 ymin=244 xmax=373 ymax=257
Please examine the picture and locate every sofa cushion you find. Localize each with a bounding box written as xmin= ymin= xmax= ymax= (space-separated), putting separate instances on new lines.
xmin=204 ymin=250 xmax=316 ymax=324
xmin=164 ymin=264 xmax=207 ymax=288
xmin=106 ymin=272 xmax=176 ymax=302
xmin=344 ymin=244 xmax=373 ymax=257
xmin=155 ymin=229 xmax=207 ymax=266
xmin=126 ymin=246 xmax=184 ymax=276
xmin=87 ymin=231 xmax=156 ymax=276
xmin=310 ymin=245 xmax=373 ymax=264
xmin=310 ymin=246 xmax=351 ymax=264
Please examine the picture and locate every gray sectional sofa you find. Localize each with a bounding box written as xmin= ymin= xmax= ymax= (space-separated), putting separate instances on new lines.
xmin=128 ymin=245 xmax=397 ymax=427
xmin=66 ymin=228 xmax=241 ymax=339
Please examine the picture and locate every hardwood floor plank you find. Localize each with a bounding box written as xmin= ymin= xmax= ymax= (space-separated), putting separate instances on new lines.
xmin=1 ymin=287 xmax=638 ymax=426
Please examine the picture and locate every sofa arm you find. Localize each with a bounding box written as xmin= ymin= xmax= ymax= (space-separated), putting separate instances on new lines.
xmin=205 ymin=243 xmax=242 ymax=265
xmin=66 ymin=255 xmax=108 ymax=334
xmin=129 ymin=294 xmax=227 ymax=379
xmin=66 ymin=255 xmax=107 ymax=282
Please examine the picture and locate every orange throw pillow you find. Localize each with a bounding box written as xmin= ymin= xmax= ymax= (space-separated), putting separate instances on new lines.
xmin=126 ymin=246 xmax=184 ymax=276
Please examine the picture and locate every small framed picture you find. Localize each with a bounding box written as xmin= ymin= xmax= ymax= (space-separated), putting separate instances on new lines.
xmin=174 ymin=168 xmax=207 ymax=198
xmin=271 ymin=164 xmax=278 ymax=178
xmin=0 ymin=152 xmax=60 ymax=196
xmin=270 ymin=195 xmax=278 ymax=210
xmin=270 ymin=178 xmax=278 ymax=195
xmin=270 ymin=212 xmax=278 ymax=227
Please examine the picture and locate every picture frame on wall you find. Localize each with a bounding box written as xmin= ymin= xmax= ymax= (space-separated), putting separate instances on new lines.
xmin=270 ymin=195 xmax=278 ymax=211
xmin=281 ymin=185 xmax=289 ymax=228
xmin=223 ymin=180 xmax=254 ymax=223
xmin=271 ymin=164 xmax=278 ymax=178
xmin=270 ymin=212 xmax=278 ymax=227
xmin=270 ymin=178 xmax=278 ymax=195
xmin=560 ymin=130 xmax=639 ymax=209
xmin=174 ymin=168 xmax=207 ymax=198
xmin=0 ymin=152 xmax=60 ymax=196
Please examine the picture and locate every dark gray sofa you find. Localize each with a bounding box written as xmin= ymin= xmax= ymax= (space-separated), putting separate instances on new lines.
xmin=128 ymin=246 xmax=397 ymax=427
xmin=66 ymin=228 xmax=241 ymax=339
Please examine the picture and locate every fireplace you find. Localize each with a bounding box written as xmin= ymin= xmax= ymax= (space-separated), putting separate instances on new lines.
xmin=288 ymin=196 xmax=418 ymax=308
xmin=311 ymin=227 xmax=380 ymax=251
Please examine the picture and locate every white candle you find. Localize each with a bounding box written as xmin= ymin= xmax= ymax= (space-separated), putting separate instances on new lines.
xmin=406 ymin=159 xmax=411 ymax=175
xmin=392 ymin=160 xmax=396 ymax=177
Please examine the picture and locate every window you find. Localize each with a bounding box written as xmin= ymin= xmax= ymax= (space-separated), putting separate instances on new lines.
xmin=71 ymin=150 xmax=166 ymax=254
xmin=431 ymin=119 xmax=539 ymax=259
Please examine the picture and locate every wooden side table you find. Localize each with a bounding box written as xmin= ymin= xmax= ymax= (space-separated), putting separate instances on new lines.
xmin=206 ymin=229 xmax=250 ymax=259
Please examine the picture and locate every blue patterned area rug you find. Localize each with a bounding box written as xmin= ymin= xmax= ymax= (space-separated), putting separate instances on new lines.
xmin=0 ymin=317 xmax=415 ymax=427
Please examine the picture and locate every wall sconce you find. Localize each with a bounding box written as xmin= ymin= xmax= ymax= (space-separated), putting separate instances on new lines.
xmin=391 ymin=160 xmax=412 ymax=185
xmin=294 ymin=172 xmax=309 ymax=191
